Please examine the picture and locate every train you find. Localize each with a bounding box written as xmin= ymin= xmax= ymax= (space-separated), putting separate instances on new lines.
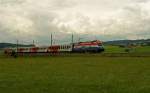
xmin=4 ymin=40 xmax=104 ymax=57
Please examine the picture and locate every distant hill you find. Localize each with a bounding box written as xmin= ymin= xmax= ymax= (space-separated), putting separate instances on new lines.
xmin=0 ymin=43 xmax=34 ymax=49
xmin=104 ymin=39 xmax=150 ymax=46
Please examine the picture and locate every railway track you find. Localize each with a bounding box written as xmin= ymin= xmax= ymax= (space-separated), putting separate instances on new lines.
xmin=98 ymin=53 xmax=150 ymax=57
xmin=15 ymin=52 xmax=150 ymax=57
xmin=1 ymin=52 xmax=150 ymax=58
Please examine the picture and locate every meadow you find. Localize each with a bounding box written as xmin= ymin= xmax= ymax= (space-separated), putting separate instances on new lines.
xmin=0 ymin=56 xmax=150 ymax=93
xmin=104 ymin=45 xmax=150 ymax=53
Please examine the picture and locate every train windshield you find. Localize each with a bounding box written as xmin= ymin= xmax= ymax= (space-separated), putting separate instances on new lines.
xmin=98 ymin=43 xmax=102 ymax=46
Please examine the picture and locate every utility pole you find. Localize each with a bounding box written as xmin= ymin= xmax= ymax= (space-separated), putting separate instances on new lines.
xmin=16 ymin=30 xmax=19 ymax=52
xmin=72 ymin=34 xmax=74 ymax=44
xmin=16 ymin=39 xmax=18 ymax=52
xmin=78 ymin=37 xmax=81 ymax=42
xmin=78 ymin=37 xmax=80 ymax=42
xmin=51 ymin=33 xmax=53 ymax=46
xmin=33 ymin=40 xmax=35 ymax=46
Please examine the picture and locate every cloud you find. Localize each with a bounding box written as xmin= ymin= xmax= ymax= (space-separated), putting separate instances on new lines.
xmin=55 ymin=0 xmax=150 ymax=41
xmin=0 ymin=0 xmax=150 ymax=45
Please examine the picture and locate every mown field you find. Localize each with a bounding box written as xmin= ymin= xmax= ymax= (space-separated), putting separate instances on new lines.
xmin=0 ymin=56 xmax=150 ymax=93
xmin=104 ymin=46 xmax=150 ymax=53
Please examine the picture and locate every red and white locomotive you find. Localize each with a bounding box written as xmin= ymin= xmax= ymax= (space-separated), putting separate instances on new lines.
xmin=4 ymin=40 xmax=104 ymax=57
xmin=72 ymin=40 xmax=104 ymax=53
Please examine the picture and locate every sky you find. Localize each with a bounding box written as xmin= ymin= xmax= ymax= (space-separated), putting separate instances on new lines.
xmin=0 ymin=0 xmax=150 ymax=45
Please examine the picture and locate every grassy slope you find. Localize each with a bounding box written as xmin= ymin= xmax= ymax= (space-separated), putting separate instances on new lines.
xmin=134 ymin=46 xmax=150 ymax=53
xmin=104 ymin=46 xmax=125 ymax=53
xmin=0 ymin=56 xmax=150 ymax=93
xmin=104 ymin=46 xmax=150 ymax=53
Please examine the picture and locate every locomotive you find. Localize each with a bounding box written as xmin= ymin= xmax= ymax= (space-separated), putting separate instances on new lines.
xmin=72 ymin=40 xmax=104 ymax=53
xmin=4 ymin=40 xmax=104 ymax=57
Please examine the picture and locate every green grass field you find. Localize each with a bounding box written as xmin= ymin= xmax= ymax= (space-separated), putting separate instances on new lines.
xmin=0 ymin=56 xmax=150 ymax=93
xmin=104 ymin=46 xmax=150 ymax=53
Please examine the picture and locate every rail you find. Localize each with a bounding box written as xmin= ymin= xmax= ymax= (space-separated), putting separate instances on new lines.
xmin=1 ymin=52 xmax=150 ymax=58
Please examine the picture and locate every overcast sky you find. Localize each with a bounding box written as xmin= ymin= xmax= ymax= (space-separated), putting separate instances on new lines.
xmin=0 ymin=0 xmax=150 ymax=45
